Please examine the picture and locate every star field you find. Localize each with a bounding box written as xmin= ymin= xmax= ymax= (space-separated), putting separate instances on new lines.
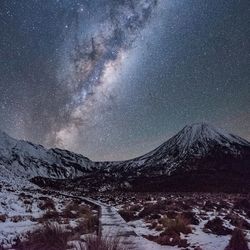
xmin=0 ymin=0 xmax=249 ymax=161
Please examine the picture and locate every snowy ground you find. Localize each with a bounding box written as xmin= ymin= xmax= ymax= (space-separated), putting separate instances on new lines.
xmin=1 ymin=181 xmax=250 ymax=250
xmin=0 ymin=182 xmax=98 ymax=249
xmin=92 ymin=192 xmax=250 ymax=249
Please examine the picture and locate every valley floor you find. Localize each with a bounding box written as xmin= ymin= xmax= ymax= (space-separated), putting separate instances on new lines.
xmin=0 ymin=183 xmax=250 ymax=250
xmin=92 ymin=191 xmax=250 ymax=250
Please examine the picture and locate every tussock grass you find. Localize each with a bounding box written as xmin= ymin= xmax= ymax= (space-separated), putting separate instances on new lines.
xmin=225 ymin=228 xmax=249 ymax=250
xmin=74 ymin=214 xmax=99 ymax=234
xmin=37 ymin=198 xmax=55 ymax=210
xmin=160 ymin=214 xmax=192 ymax=234
xmin=17 ymin=223 xmax=69 ymax=250
xmin=81 ymin=235 xmax=125 ymax=250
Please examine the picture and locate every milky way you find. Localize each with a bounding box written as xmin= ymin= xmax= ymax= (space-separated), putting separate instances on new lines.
xmin=0 ymin=0 xmax=249 ymax=160
xmin=53 ymin=0 xmax=158 ymax=150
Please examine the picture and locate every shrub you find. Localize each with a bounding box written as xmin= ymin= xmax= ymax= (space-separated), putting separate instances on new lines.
xmin=11 ymin=215 xmax=23 ymax=223
xmin=78 ymin=204 xmax=92 ymax=216
xmin=225 ymin=228 xmax=249 ymax=250
xmin=23 ymin=199 xmax=32 ymax=205
xmin=181 ymin=211 xmax=200 ymax=225
xmin=38 ymin=198 xmax=55 ymax=210
xmin=61 ymin=207 xmax=77 ymax=219
xmin=17 ymin=223 xmax=69 ymax=250
xmin=0 ymin=214 xmax=7 ymax=222
xmin=138 ymin=202 xmax=166 ymax=218
xmin=234 ymin=199 xmax=250 ymax=211
xmin=119 ymin=209 xmax=136 ymax=222
xmin=225 ymin=214 xmax=250 ymax=230
xmin=129 ymin=204 xmax=141 ymax=212
xmin=165 ymin=210 xmax=177 ymax=219
xmin=148 ymin=220 xmax=158 ymax=229
xmin=149 ymin=213 xmax=161 ymax=220
xmin=204 ymin=217 xmax=232 ymax=235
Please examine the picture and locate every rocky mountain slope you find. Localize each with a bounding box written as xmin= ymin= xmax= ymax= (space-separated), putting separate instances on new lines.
xmin=0 ymin=130 xmax=95 ymax=185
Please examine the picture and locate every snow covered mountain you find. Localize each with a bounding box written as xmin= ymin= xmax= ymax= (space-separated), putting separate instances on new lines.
xmin=0 ymin=130 xmax=95 ymax=184
xmin=106 ymin=122 xmax=250 ymax=175
xmin=0 ymin=123 xmax=249 ymax=192
xmin=83 ymin=122 xmax=250 ymax=192
xmin=114 ymin=123 xmax=250 ymax=192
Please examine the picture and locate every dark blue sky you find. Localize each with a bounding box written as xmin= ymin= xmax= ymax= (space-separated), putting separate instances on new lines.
xmin=0 ymin=0 xmax=249 ymax=160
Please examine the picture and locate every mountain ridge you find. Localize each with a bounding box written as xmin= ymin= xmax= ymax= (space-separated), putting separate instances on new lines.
xmin=0 ymin=129 xmax=95 ymax=184
xmin=0 ymin=123 xmax=249 ymax=192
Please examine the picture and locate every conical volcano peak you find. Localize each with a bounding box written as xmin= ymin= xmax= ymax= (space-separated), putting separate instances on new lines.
xmin=180 ymin=122 xmax=223 ymax=142
xmin=179 ymin=122 xmax=249 ymax=144
xmin=182 ymin=122 xmax=220 ymax=134
xmin=185 ymin=122 xmax=214 ymax=130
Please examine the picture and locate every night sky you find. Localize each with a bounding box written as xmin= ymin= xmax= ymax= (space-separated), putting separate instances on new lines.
xmin=0 ymin=0 xmax=249 ymax=161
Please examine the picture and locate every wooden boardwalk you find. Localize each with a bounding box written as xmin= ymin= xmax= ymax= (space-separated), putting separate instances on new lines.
xmin=83 ymin=197 xmax=142 ymax=249
xmin=58 ymin=194 xmax=162 ymax=250
xmin=84 ymin=198 xmax=151 ymax=250
xmin=100 ymin=205 xmax=140 ymax=249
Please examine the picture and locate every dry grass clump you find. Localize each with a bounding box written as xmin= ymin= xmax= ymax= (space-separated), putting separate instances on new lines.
xmin=81 ymin=235 xmax=124 ymax=250
xmin=155 ymin=224 xmax=163 ymax=231
xmin=16 ymin=223 xmax=69 ymax=250
xmin=84 ymin=214 xmax=99 ymax=233
xmin=225 ymin=228 xmax=249 ymax=250
xmin=160 ymin=215 xmax=192 ymax=235
xmin=78 ymin=204 xmax=93 ymax=217
xmin=37 ymin=198 xmax=55 ymax=210
xmin=62 ymin=206 xmax=78 ymax=219
xmin=37 ymin=210 xmax=60 ymax=223
xmin=64 ymin=200 xmax=80 ymax=211
xmin=146 ymin=233 xmax=189 ymax=247
xmin=62 ymin=201 xmax=91 ymax=219
xmin=165 ymin=210 xmax=177 ymax=219
xmin=181 ymin=211 xmax=200 ymax=225
xmin=74 ymin=214 xmax=99 ymax=234
xmin=145 ymin=214 xmax=191 ymax=247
